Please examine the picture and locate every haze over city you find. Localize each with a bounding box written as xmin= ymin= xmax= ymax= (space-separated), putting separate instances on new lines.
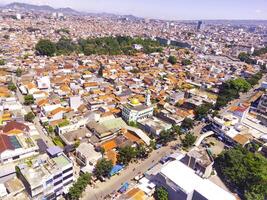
xmin=1 ymin=0 xmax=267 ymax=20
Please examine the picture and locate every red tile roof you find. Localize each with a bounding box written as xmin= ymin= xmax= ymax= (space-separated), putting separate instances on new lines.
xmin=3 ymin=121 xmax=29 ymax=133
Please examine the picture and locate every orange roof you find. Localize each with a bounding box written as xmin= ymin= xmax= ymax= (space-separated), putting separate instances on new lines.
xmin=124 ymin=131 xmax=142 ymax=144
xmin=125 ymin=188 xmax=146 ymax=200
xmin=49 ymin=107 xmax=66 ymax=116
xmin=233 ymin=134 xmax=250 ymax=146
xmin=26 ymin=82 xmax=36 ymax=89
xmin=84 ymin=82 xmax=98 ymax=87
xmin=37 ymin=99 xmax=49 ymax=107
xmin=60 ymin=85 xmax=71 ymax=92
xmin=101 ymin=140 xmax=117 ymax=152
xmin=106 ymin=150 xmax=117 ymax=165
xmin=50 ymin=119 xmax=66 ymax=126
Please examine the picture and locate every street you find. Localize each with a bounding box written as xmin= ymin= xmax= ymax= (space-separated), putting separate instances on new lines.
xmin=81 ymin=144 xmax=176 ymax=200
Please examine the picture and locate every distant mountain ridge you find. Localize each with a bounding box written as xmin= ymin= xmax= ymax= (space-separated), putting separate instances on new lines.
xmin=2 ymin=2 xmax=81 ymax=15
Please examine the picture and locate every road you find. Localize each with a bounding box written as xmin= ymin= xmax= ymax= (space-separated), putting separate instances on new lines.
xmin=81 ymin=143 xmax=178 ymax=200
xmin=13 ymin=76 xmax=54 ymax=147
xmin=81 ymin=116 xmax=205 ymax=200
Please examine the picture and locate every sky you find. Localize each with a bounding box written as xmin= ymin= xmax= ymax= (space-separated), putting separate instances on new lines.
xmin=1 ymin=0 xmax=267 ymax=20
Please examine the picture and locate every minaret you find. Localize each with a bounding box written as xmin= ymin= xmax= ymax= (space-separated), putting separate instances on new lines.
xmin=145 ymin=90 xmax=151 ymax=106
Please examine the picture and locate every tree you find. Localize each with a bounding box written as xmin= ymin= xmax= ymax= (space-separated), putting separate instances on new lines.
xmin=181 ymin=118 xmax=194 ymax=130
xmin=36 ymin=39 xmax=56 ymax=56
xmin=47 ymin=126 xmax=54 ymax=134
xmin=8 ymin=82 xmax=17 ymax=92
xmin=117 ymin=146 xmax=137 ymax=165
xmin=56 ymin=37 xmax=77 ymax=55
xmin=0 ymin=59 xmax=5 ymax=65
xmin=68 ymin=172 xmax=91 ymax=200
xmin=195 ymin=103 xmax=213 ymax=120
xmin=94 ymin=158 xmax=113 ymax=179
xmin=100 ymin=147 xmax=105 ymax=157
xmin=229 ymin=78 xmax=251 ymax=93
xmin=16 ymin=68 xmax=22 ymax=77
xmin=171 ymin=125 xmax=182 ymax=135
xmin=182 ymin=133 xmax=197 ymax=148
xmin=24 ymin=95 xmax=34 ymax=105
xmin=24 ymin=112 xmax=35 ymax=122
xmin=181 ymin=59 xmax=192 ymax=66
xmin=98 ymin=64 xmax=104 ymax=77
xmin=136 ymin=144 xmax=149 ymax=159
xmin=215 ymin=146 xmax=267 ymax=200
xmin=168 ymin=56 xmax=177 ymax=65
xmin=158 ymin=130 xmax=176 ymax=146
xmin=155 ymin=187 xmax=168 ymax=200
xmin=3 ymin=35 xmax=9 ymax=40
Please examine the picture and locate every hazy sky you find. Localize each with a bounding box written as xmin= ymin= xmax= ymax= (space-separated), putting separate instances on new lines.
xmin=2 ymin=0 xmax=267 ymax=20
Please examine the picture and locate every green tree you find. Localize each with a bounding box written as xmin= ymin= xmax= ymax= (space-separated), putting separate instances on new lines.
xmin=100 ymin=147 xmax=105 ymax=157
xmin=68 ymin=172 xmax=91 ymax=200
xmin=24 ymin=112 xmax=35 ymax=122
xmin=8 ymin=82 xmax=17 ymax=92
xmin=24 ymin=95 xmax=34 ymax=105
xmin=47 ymin=126 xmax=54 ymax=134
xmin=56 ymin=37 xmax=77 ymax=55
xmin=136 ymin=144 xmax=148 ymax=159
xmin=168 ymin=56 xmax=177 ymax=65
xmin=195 ymin=103 xmax=213 ymax=120
xmin=98 ymin=64 xmax=104 ymax=77
xmin=181 ymin=59 xmax=192 ymax=66
xmin=229 ymin=78 xmax=251 ymax=93
xmin=0 ymin=59 xmax=5 ymax=65
xmin=16 ymin=68 xmax=22 ymax=77
xmin=215 ymin=146 xmax=267 ymax=200
xmin=36 ymin=39 xmax=56 ymax=56
xmin=158 ymin=130 xmax=176 ymax=146
xmin=181 ymin=118 xmax=194 ymax=130
xmin=94 ymin=158 xmax=113 ymax=178
xmin=182 ymin=133 xmax=197 ymax=148
xmin=155 ymin=187 xmax=168 ymax=200
xmin=117 ymin=146 xmax=137 ymax=165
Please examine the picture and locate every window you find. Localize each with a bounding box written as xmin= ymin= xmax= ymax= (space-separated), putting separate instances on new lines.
xmin=63 ymin=167 xmax=72 ymax=174
xmin=53 ymin=173 xmax=62 ymax=179
xmin=63 ymin=174 xmax=73 ymax=181
xmin=54 ymin=180 xmax=62 ymax=186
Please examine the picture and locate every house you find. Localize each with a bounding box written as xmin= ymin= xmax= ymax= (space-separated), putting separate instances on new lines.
xmin=138 ymin=117 xmax=172 ymax=136
xmin=76 ymin=143 xmax=102 ymax=170
xmin=37 ymin=76 xmax=51 ymax=90
xmin=181 ymin=147 xmax=214 ymax=178
xmin=69 ymin=96 xmax=82 ymax=111
xmin=87 ymin=117 xmax=127 ymax=141
xmin=0 ymin=134 xmax=39 ymax=164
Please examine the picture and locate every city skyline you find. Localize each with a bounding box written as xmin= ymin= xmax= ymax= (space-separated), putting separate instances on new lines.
xmin=1 ymin=0 xmax=267 ymax=20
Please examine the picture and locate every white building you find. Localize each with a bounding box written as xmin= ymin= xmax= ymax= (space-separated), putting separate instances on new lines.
xmin=69 ymin=96 xmax=82 ymax=111
xmin=122 ymin=91 xmax=153 ymax=122
xmin=18 ymin=153 xmax=73 ymax=200
xmin=37 ymin=76 xmax=51 ymax=90
xmin=153 ymin=160 xmax=236 ymax=200
xmin=76 ymin=143 xmax=102 ymax=173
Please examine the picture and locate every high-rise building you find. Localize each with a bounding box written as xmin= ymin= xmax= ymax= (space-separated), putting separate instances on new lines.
xmin=197 ymin=21 xmax=203 ymax=31
xmin=17 ymin=148 xmax=74 ymax=200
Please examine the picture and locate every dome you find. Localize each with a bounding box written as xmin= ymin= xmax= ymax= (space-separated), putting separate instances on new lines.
xmin=130 ymin=98 xmax=140 ymax=105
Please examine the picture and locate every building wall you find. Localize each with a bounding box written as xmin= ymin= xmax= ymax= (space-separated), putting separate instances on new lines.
xmin=154 ymin=173 xmax=193 ymax=200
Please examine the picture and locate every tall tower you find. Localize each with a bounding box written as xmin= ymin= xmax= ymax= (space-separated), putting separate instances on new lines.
xmin=145 ymin=90 xmax=151 ymax=106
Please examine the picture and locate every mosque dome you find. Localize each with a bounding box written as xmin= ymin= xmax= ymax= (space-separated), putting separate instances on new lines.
xmin=130 ymin=98 xmax=140 ymax=105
